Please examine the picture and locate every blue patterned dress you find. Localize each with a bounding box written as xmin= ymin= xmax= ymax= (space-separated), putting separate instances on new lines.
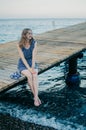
xmin=18 ymin=39 xmax=36 ymax=73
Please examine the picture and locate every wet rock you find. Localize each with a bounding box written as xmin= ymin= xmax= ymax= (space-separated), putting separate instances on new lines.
xmin=0 ymin=113 xmax=57 ymax=130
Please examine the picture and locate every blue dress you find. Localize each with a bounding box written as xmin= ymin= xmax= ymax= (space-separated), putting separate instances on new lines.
xmin=18 ymin=39 xmax=36 ymax=73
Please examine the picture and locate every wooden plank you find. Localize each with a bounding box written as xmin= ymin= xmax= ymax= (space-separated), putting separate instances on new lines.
xmin=0 ymin=22 xmax=86 ymax=92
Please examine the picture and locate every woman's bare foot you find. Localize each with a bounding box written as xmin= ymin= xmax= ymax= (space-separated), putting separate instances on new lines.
xmin=34 ymin=97 xmax=41 ymax=106
xmin=38 ymin=97 xmax=42 ymax=105
xmin=34 ymin=98 xmax=40 ymax=106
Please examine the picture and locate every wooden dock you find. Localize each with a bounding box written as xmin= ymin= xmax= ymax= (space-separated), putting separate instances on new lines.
xmin=0 ymin=22 xmax=86 ymax=92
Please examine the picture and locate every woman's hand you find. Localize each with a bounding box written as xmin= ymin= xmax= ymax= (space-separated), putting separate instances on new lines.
xmin=29 ymin=68 xmax=37 ymax=74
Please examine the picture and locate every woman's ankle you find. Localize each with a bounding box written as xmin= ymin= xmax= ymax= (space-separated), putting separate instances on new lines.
xmin=34 ymin=95 xmax=38 ymax=100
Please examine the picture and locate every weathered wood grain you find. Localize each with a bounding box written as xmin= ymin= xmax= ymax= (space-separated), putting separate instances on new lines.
xmin=0 ymin=22 xmax=86 ymax=92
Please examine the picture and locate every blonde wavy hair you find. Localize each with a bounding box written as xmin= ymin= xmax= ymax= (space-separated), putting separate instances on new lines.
xmin=19 ymin=28 xmax=33 ymax=48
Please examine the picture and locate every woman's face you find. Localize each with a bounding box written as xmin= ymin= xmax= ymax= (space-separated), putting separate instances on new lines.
xmin=26 ymin=30 xmax=33 ymax=40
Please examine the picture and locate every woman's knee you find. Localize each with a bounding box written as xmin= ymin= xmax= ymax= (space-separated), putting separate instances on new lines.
xmin=21 ymin=70 xmax=32 ymax=80
xmin=26 ymin=72 xmax=32 ymax=80
xmin=27 ymin=75 xmax=32 ymax=81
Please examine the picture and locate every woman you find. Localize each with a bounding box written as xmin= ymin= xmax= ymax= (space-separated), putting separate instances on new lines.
xmin=17 ymin=28 xmax=41 ymax=106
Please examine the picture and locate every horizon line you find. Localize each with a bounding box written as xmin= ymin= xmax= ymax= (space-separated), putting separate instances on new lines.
xmin=0 ymin=17 xmax=86 ymax=19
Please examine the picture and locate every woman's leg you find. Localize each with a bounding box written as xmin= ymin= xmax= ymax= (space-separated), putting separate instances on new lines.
xmin=21 ymin=69 xmax=41 ymax=106
xmin=21 ymin=70 xmax=34 ymax=95
xmin=32 ymin=71 xmax=41 ymax=105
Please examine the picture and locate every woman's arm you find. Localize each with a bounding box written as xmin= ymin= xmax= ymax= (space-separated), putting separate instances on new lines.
xmin=32 ymin=42 xmax=37 ymax=69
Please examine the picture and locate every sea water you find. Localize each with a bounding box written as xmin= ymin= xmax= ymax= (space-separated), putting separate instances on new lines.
xmin=0 ymin=18 xmax=86 ymax=130
xmin=0 ymin=18 xmax=86 ymax=44
xmin=0 ymin=55 xmax=86 ymax=129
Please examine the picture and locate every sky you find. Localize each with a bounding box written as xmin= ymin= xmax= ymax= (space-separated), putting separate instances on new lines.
xmin=0 ymin=0 xmax=86 ymax=18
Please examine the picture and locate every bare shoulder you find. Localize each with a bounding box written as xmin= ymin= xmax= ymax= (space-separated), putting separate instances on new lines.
xmin=16 ymin=43 xmax=19 ymax=48
xmin=16 ymin=43 xmax=22 ymax=52
xmin=34 ymin=41 xmax=37 ymax=49
xmin=35 ymin=41 xmax=37 ymax=46
xmin=35 ymin=41 xmax=37 ymax=44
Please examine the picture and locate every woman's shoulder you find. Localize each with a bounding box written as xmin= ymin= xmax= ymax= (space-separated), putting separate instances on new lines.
xmin=31 ymin=38 xmax=37 ymax=46
xmin=16 ymin=43 xmax=20 ymax=50
xmin=17 ymin=43 xmax=25 ymax=52
xmin=32 ymin=38 xmax=36 ymax=44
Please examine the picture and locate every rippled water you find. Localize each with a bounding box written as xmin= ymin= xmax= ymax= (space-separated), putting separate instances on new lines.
xmin=0 ymin=18 xmax=86 ymax=44
xmin=0 ymin=51 xmax=86 ymax=130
